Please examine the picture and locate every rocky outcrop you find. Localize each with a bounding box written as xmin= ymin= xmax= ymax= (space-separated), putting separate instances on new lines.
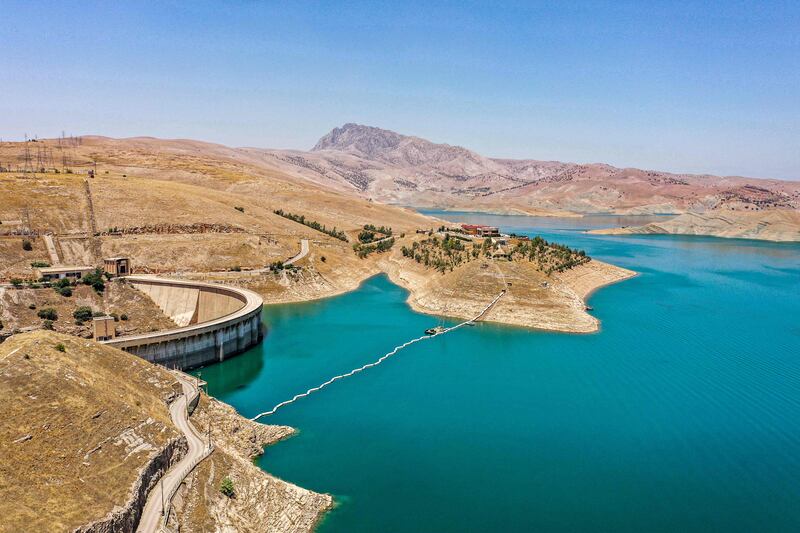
xmin=74 ymin=436 xmax=188 ymax=533
xmin=171 ymin=395 xmax=333 ymax=532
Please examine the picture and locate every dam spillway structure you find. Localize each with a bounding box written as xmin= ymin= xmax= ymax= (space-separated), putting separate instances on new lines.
xmin=103 ymin=275 xmax=264 ymax=370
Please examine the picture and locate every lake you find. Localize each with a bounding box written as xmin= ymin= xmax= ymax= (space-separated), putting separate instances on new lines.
xmin=197 ymin=213 xmax=800 ymax=532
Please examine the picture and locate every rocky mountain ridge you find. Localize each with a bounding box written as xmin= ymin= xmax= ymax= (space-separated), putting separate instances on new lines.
xmin=260 ymin=123 xmax=800 ymax=216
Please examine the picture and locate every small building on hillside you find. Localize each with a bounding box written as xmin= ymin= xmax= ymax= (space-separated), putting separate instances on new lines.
xmin=492 ymin=246 xmax=511 ymax=260
xmin=35 ymin=265 xmax=95 ymax=281
xmin=93 ymin=316 xmax=116 ymax=341
xmin=477 ymin=226 xmax=501 ymax=237
xmin=461 ymin=224 xmax=501 ymax=237
xmin=103 ymin=257 xmax=131 ymax=276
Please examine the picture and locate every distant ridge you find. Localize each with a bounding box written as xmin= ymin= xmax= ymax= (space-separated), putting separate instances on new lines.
xmin=281 ymin=123 xmax=800 ymax=215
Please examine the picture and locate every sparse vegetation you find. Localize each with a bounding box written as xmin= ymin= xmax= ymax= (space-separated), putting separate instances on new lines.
xmin=353 ymin=237 xmax=395 ymax=258
xmin=363 ymin=223 xmax=392 ymax=236
xmin=53 ymin=278 xmax=73 ymax=297
xmin=73 ymin=306 xmax=94 ymax=323
xmin=81 ymin=268 xmax=106 ymax=293
xmin=37 ymin=308 xmax=58 ymax=321
xmin=404 ymin=234 xmax=590 ymax=275
xmin=220 ymin=477 xmax=235 ymax=498
xmin=55 ymin=343 xmax=66 ymax=352
xmin=10 ymin=278 xmax=23 ymax=288
xmin=273 ymin=209 xmax=348 ymax=241
xmin=30 ymin=261 xmax=50 ymax=268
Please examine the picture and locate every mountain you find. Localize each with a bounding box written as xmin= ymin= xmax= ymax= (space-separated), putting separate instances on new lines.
xmin=258 ymin=123 xmax=800 ymax=217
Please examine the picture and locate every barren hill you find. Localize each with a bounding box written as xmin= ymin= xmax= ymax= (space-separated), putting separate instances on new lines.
xmin=0 ymin=330 xmax=331 ymax=532
xmin=590 ymin=209 xmax=800 ymax=242
xmin=0 ymin=135 xmax=639 ymax=332
xmin=268 ymin=123 xmax=800 ymax=218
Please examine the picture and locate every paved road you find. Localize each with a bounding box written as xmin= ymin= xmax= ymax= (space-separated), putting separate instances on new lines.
xmin=136 ymin=374 xmax=207 ymax=533
xmin=284 ymin=238 xmax=309 ymax=266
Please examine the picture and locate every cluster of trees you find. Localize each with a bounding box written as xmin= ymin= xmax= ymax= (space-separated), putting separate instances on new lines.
xmin=512 ymin=236 xmax=590 ymax=274
xmin=273 ymin=209 xmax=348 ymax=241
xmin=401 ymin=233 xmax=591 ymax=276
xmin=363 ymin=224 xmax=392 ymax=236
xmin=358 ymin=224 xmax=394 ymax=244
xmin=353 ymin=237 xmax=395 ymax=258
xmin=50 ymin=268 xmax=107 ymax=297
xmin=401 ymin=235 xmax=477 ymax=273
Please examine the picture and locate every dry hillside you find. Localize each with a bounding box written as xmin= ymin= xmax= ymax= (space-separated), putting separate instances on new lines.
xmin=589 ymin=209 xmax=800 ymax=242
xmin=0 ymin=331 xmax=332 ymax=533
xmin=0 ymin=330 xmax=181 ymax=532
xmin=0 ymin=135 xmax=635 ymax=331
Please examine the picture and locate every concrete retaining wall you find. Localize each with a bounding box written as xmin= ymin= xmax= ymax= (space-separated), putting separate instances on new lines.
xmin=104 ymin=276 xmax=264 ymax=370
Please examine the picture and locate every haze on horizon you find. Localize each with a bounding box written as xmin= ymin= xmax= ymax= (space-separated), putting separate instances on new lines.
xmin=2 ymin=0 xmax=798 ymax=181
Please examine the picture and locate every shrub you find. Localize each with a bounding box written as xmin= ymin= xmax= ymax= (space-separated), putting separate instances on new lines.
xmin=30 ymin=261 xmax=50 ymax=268
xmin=55 ymin=286 xmax=72 ymax=297
xmin=320 ymin=256 xmax=326 ymax=262
xmin=110 ymin=312 xmax=119 ymax=322
xmin=21 ymin=239 xmax=32 ymax=251
xmin=73 ymin=306 xmax=94 ymax=322
xmin=81 ymin=268 xmax=105 ymax=293
xmin=0 ymin=320 xmax=3 ymax=331
xmin=28 ymin=304 xmax=36 ymax=310
xmin=10 ymin=278 xmax=23 ymax=288
xmin=234 ymin=206 xmax=245 ymax=213
xmin=37 ymin=308 xmax=58 ymax=321
xmin=220 ymin=477 xmax=235 ymax=498
xmin=120 ymin=313 xmax=129 ymax=321
xmin=42 ymin=319 xmax=54 ymax=330
xmin=54 ymin=343 xmax=66 ymax=352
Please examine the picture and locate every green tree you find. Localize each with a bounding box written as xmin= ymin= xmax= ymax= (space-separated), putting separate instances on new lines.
xmin=220 ymin=477 xmax=235 ymax=498
xmin=37 ymin=308 xmax=58 ymax=321
xmin=73 ymin=306 xmax=94 ymax=323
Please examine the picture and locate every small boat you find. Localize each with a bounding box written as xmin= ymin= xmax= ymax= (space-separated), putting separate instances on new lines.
xmin=585 ymin=305 xmax=594 ymax=311
xmin=425 ymin=326 xmax=446 ymax=335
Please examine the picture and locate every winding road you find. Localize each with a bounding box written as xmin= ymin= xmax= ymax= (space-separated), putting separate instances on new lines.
xmin=136 ymin=373 xmax=208 ymax=533
xmin=284 ymin=238 xmax=309 ymax=266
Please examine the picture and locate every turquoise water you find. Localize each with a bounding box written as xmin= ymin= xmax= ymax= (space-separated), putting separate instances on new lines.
xmin=197 ymin=213 xmax=800 ymax=532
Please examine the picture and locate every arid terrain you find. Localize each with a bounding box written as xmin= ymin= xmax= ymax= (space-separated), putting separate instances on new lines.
xmin=0 ymin=135 xmax=629 ymax=332
xmin=589 ymin=209 xmax=800 ymax=242
xmin=268 ymin=123 xmax=800 ymax=221
xmin=0 ymin=331 xmax=331 ymax=533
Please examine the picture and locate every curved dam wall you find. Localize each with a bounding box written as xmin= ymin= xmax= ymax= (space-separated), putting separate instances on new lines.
xmin=103 ymin=275 xmax=264 ymax=370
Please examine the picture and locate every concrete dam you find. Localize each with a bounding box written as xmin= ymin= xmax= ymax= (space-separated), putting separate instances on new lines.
xmin=103 ymin=275 xmax=264 ymax=370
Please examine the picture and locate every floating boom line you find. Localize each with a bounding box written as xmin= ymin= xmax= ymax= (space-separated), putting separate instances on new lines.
xmin=250 ymin=290 xmax=506 ymax=421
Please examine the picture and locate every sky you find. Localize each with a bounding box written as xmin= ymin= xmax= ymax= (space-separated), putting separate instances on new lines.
xmin=1 ymin=0 xmax=798 ymax=180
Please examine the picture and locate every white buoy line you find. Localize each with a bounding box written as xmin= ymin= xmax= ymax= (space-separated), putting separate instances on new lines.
xmin=250 ymin=289 xmax=506 ymax=421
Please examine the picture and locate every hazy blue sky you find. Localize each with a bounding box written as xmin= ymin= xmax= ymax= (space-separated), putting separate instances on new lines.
xmin=2 ymin=1 xmax=798 ymax=179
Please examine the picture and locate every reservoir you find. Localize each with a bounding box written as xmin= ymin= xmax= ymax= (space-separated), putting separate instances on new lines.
xmin=198 ymin=213 xmax=800 ymax=533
